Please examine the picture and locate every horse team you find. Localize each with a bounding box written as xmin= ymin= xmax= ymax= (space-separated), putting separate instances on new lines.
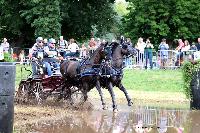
xmin=60 ymin=41 xmax=137 ymax=111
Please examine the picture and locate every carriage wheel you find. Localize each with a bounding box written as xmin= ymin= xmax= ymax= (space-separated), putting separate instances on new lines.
xmin=31 ymin=81 xmax=46 ymax=104
xmin=68 ymin=86 xmax=85 ymax=107
xmin=15 ymin=81 xmax=30 ymax=104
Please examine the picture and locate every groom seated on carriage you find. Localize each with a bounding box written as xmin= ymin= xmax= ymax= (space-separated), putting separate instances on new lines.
xmin=44 ymin=38 xmax=63 ymax=75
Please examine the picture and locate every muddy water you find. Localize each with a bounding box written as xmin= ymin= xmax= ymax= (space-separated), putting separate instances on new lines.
xmin=28 ymin=101 xmax=200 ymax=133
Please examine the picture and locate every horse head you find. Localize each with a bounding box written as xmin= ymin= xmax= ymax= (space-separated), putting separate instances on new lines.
xmin=121 ymin=43 xmax=137 ymax=57
xmin=109 ymin=42 xmax=137 ymax=58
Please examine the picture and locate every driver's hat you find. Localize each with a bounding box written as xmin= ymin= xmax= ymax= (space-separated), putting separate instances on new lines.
xmin=36 ymin=37 xmax=43 ymax=42
xmin=49 ymin=38 xmax=56 ymax=44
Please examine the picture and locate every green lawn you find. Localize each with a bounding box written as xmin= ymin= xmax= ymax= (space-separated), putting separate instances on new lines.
xmin=122 ymin=69 xmax=184 ymax=92
xmin=16 ymin=65 xmax=32 ymax=86
xmin=15 ymin=65 xmax=184 ymax=93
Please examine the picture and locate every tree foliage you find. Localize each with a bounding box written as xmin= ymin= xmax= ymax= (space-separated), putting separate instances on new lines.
xmin=20 ymin=0 xmax=61 ymax=39
xmin=122 ymin=0 xmax=200 ymax=47
xmin=0 ymin=0 xmax=116 ymax=46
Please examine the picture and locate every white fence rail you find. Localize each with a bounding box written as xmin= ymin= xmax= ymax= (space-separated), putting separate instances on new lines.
xmin=124 ymin=50 xmax=198 ymax=69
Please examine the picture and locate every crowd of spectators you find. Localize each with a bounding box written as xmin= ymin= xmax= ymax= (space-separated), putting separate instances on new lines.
xmin=1 ymin=36 xmax=200 ymax=69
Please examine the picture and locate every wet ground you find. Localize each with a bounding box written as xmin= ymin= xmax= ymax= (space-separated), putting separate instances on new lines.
xmin=14 ymin=99 xmax=200 ymax=133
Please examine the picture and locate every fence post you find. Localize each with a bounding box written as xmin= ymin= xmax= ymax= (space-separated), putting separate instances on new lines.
xmin=0 ymin=62 xmax=16 ymax=133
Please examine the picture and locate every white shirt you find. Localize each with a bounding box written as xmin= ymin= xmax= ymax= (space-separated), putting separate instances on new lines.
xmin=182 ymin=45 xmax=190 ymax=51
xmin=1 ymin=42 xmax=9 ymax=52
xmin=59 ymin=40 xmax=68 ymax=49
xmin=136 ymin=42 xmax=146 ymax=53
xmin=68 ymin=43 xmax=79 ymax=52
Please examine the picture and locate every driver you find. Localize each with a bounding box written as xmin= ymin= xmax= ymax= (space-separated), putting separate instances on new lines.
xmin=30 ymin=37 xmax=52 ymax=77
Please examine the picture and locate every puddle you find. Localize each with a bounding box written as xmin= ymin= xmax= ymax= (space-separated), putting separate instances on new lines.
xmin=27 ymin=102 xmax=200 ymax=133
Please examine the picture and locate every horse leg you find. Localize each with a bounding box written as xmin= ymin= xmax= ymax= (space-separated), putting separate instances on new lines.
xmin=107 ymin=82 xmax=118 ymax=112
xmin=82 ymin=83 xmax=88 ymax=103
xmin=118 ymin=82 xmax=133 ymax=106
xmin=56 ymin=83 xmax=67 ymax=101
xmin=96 ymin=80 xmax=107 ymax=110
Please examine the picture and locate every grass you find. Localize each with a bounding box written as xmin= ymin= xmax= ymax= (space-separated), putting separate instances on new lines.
xmin=15 ymin=65 xmax=184 ymax=93
xmin=15 ymin=65 xmax=187 ymax=103
xmin=122 ymin=69 xmax=184 ymax=92
xmin=16 ymin=64 xmax=32 ymax=87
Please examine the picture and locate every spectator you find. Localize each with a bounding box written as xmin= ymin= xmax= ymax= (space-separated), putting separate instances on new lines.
xmin=190 ymin=42 xmax=198 ymax=51
xmin=88 ymin=37 xmax=97 ymax=57
xmin=120 ymin=35 xmax=125 ymax=45
xmin=1 ymin=38 xmax=10 ymax=53
xmin=158 ymin=38 xmax=169 ymax=69
xmin=181 ymin=40 xmax=191 ymax=62
xmin=144 ymin=38 xmax=154 ymax=69
xmin=135 ymin=37 xmax=146 ymax=67
xmin=190 ymin=42 xmax=198 ymax=60
xmin=89 ymin=37 xmax=97 ymax=48
xmin=19 ymin=50 xmax=25 ymax=64
xmin=125 ymin=38 xmax=133 ymax=68
xmin=182 ymin=40 xmax=190 ymax=51
xmin=96 ymin=38 xmax=101 ymax=48
xmin=175 ymin=39 xmax=185 ymax=66
xmin=196 ymin=38 xmax=200 ymax=51
xmin=58 ymin=36 xmax=68 ymax=49
xmin=176 ymin=39 xmax=185 ymax=51
xmin=80 ymin=43 xmax=87 ymax=58
xmin=65 ymin=38 xmax=79 ymax=57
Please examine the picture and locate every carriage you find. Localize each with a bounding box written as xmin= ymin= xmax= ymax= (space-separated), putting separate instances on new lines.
xmin=15 ymin=55 xmax=86 ymax=106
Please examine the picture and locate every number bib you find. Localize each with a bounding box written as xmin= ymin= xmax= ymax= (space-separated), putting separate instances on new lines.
xmin=37 ymin=51 xmax=44 ymax=59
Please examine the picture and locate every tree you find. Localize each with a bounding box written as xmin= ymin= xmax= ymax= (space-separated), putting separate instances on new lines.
xmin=0 ymin=0 xmax=117 ymax=46
xmin=61 ymin=0 xmax=117 ymax=40
xmin=0 ymin=0 xmax=25 ymax=43
xmin=122 ymin=0 xmax=200 ymax=48
xmin=20 ymin=0 xmax=61 ymax=39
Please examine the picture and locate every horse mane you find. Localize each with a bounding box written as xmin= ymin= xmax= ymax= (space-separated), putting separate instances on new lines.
xmin=88 ymin=43 xmax=105 ymax=65
xmin=90 ymin=44 xmax=103 ymax=58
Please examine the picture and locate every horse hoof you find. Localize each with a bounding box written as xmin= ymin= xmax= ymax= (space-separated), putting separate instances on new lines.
xmin=113 ymin=108 xmax=118 ymax=113
xmin=128 ymin=101 xmax=133 ymax=106
xmin=102 ymin=105 xmax=108 ymax=110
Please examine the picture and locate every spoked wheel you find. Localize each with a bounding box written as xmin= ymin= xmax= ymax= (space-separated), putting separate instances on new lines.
xmin=31 ymin=81 xmax=46 ymax=104
xmin=15 ymin=81 xmax=30 ymax=104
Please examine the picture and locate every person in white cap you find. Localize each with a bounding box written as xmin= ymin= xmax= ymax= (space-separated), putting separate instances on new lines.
xmin=1 ymin=38 xmax=10 ymax=53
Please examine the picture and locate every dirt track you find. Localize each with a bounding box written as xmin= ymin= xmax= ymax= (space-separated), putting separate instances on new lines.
xmin=14 ymin=89 xmax=189 ymax=132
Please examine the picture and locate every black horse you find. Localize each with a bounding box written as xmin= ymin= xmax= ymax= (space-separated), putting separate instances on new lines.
xmin=60 ymin=43 xmax=108 ymax=104
xmin=97 ymin=42 xmax=137 ymax=111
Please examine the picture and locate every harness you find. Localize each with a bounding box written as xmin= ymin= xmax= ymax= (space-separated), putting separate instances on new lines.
xmin=100 ymin=61 xmax=124 ymax=78
xmin=77 ymin=57 xmax=102 ymax=78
